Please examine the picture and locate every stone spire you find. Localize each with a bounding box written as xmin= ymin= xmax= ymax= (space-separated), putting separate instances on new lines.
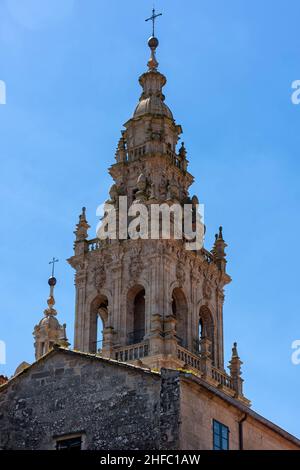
xmin=33 ymin=270 xmax=69 ymax=361
xmin=110 ymin=25 xmax=194 ymax=206
xmin=211 ymin=226 xmax=227 ymax=272
xmin=133 ymin=37 xmax=173 ymax=121
xmin=229 ymin=342 xmax=244 ymax=397
xmin=74 ymin=207 xmax=90 ymax=256
xmin=115 ymin=133 xmax=127 ymax=163
xmin=74 ymin=207 xmax=90 ymax=241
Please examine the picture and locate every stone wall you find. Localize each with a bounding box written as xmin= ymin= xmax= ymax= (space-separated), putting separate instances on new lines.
xmin=159 ymin=369 xmax=181 ymax=450
xmin=0 ymin=350 xmax=298 ymax=450
xmin=179 ymin=378 xmax=299 ymax=450
xmin=0 ymin=350 xmax=181 ymax=450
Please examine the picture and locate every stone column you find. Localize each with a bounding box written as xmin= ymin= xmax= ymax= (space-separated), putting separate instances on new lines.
xmin=74 ymin=271 xmax=87 ymax=351
xmin=200 ymin=336 xmax=212 ymax=379
xmin=164 ymin=314 xmax=178 ymax=357
xmin=111 ymin=262 xmax=122 ymax=346
xmin=148 ymin=314 xmax=164 ymax=356
xmin=101 ymin=326 xmax=115 ymax=358
xmin=216 ymin=287 xmax=225 ymax=370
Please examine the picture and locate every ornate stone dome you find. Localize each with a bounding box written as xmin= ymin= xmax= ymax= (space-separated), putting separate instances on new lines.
xmin=132 ymin=35 xmax=173 ymax=121
xmin=134 ymin=95 xmax=173 ymax=119
xmin=39 ymin=315 xmax=60 ymax=329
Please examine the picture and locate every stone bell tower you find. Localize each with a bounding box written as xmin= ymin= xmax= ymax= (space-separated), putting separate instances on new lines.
xmin=33 ymin=273 xmax=69 ymax=360
xmin=68 ymin=29 xmax=249 ymax=404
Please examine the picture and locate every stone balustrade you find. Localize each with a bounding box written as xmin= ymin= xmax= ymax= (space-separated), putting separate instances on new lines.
xmin=177 ymin=345 xmax=202 ymax=371
xmin=211 ymin=366 xmax=234 ymax=390
xmin=114 ymin=342 xmax=149 ymax=362
xmin=177 ymin=345 xmax=234 ymax=392
xmin=88 ymin=238 xmax=102 ymax=251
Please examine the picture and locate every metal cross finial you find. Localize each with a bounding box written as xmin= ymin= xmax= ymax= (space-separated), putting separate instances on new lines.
xmin=49 ymin=257 xmax=59 ymax=277
xmin=145 ymin=7 xmax=162 ymax=37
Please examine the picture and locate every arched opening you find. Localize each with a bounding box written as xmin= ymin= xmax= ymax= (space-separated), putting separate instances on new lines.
xmin=171 ymin=288 xmax=188 ymax=348
xmin=97 ymin=307 xmax=107 ymax=353
xmin=90 ymin=295 xmax=108 ymax=353
xmin=198 ymin=318 xmax=203 ymax=352
xmin=127 ymin=285 xmax=145 ymax=345
xmin=198 ymin=306 xmax=215 ymax=363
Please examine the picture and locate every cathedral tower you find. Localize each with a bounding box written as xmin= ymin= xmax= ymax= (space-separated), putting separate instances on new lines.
xmin=68 ymin=28 xmax=248 ymax=404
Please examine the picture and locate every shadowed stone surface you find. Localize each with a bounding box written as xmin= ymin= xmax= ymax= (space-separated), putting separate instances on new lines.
xmin=0 ymin=350 xmax=180 ymax=450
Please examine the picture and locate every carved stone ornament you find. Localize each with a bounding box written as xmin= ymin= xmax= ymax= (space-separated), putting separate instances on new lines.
xmin=129 ymin=256 xmax=143 ymax=280
xmin=202 ymin=278 xmax=212 ymax=300
xmin=75 ymin=272 xmax=86 ymax=288
xmin=159 ymin=174 xmax=167 ymax=198
xmin=93 ymin=262 xmax=106 ymax=292
xmin=129 ymin=246 xmax=143 ymax=280
xmin=176 ymin=261 xmax=186 ymax=286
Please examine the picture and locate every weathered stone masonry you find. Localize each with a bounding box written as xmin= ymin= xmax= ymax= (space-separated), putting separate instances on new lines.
xmin=0 ymin=349 xmax=181 ymax=450
xmin=1 ymin=348 xmax=298 ymax=450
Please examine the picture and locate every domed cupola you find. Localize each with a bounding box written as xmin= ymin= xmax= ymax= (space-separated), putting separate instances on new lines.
xmin=33 ymin=263 xmax=69 ymax=360
xmin=113 ymin=9 xmax=191 ymax=186
xmin=133 ymin=36 xmax=173 ymax=120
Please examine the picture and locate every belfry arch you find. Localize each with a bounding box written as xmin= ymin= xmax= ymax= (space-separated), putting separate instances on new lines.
xmin=89 ymin=295 xmax=108 ymax=353
xmin=199 ymin=305 xmax=215 ymax=364
xmin=127 ymin=285 xmax=146 ymax=345
xmin=171 ymin=287 xmax=188 ymax=348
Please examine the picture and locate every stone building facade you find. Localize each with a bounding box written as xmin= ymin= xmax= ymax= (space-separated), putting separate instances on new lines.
xmin=0 ymin=30 xmax=299 ymax=450
xmin=0 ymin=348 xmax=298 ymax=450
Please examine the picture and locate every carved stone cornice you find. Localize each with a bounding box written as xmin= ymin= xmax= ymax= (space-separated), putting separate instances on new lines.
xmin=67 ymin=255 xmax=85 ymax=271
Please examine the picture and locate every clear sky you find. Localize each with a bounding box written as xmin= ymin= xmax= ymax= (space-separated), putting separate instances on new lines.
xmin=0 ymin=0 xmax=299 ymax=438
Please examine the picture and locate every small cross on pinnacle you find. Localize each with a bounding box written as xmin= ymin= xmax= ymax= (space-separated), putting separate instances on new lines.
xmin=145 ymin=7 xmax=162 ymax=37
xmin=49 ymin=257 xmax=59 ymax=278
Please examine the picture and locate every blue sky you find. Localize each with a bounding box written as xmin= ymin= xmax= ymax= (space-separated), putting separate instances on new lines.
xmin=0 ymin=0 xmax=300 ymax=438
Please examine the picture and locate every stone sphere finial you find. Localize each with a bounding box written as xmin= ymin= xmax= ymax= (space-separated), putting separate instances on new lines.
xmin=148 ymin=36 xmax=159 ymax=49
xmin=147 ymin=36 xmax=159 ymax=70
xmin=48 ymin=276 xmax=57 ymax=287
